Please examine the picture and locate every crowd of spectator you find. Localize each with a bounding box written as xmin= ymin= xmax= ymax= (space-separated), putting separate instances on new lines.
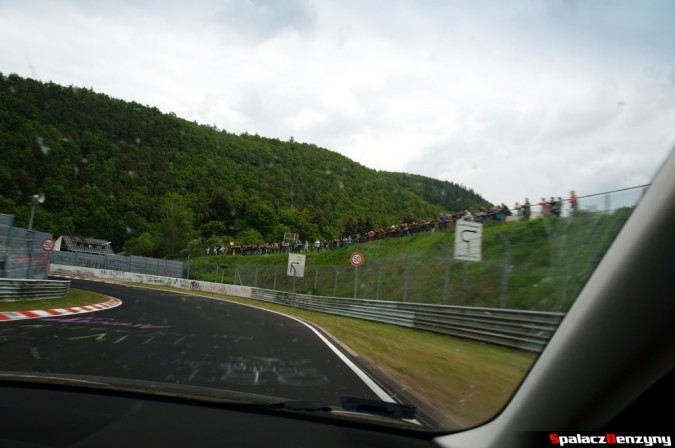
xmin=204 ymin=191 xmax=580 ymax=257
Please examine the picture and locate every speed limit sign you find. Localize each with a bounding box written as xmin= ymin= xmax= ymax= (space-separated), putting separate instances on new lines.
xmin=350 ymin=252 xmax=364 ymax=267
xmin=41 ymin=237 xmax=55 ymax=252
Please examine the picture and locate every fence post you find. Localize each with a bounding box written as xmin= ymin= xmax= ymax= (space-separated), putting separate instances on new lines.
xmin=498 ymin=233 xmax=511 ymax=308
xmin=580 ymin=213 xmax=601 ymax=274
xmin=26 ymin=231 xmax=35 ymax=279
xmin=332 ymin=266 xmax=338 ymax=297
xmin=353 ymin=265 xmax=359 ymax=299
xmin=438 ymin=245 xmax=453 ymax=304
xmin=371 ymin=260 xmax=382 ymax=300
xmin=461 ymin=261 xmax=468 ymax=302
xmin=399 ymin=253 xmax=409 ymax=302
xmin=290 ymin=263 xmax=297 ymax=292
xmin=233 ymin=265 xmax=242 ymax=285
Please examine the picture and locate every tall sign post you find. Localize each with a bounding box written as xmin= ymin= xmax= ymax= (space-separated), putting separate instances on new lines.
xmin=454 ymin=220 xmax=483 ymax=300
xmin=41 ymin=236 xmax=55 ymax=279
xmin=350 ymin=252 xmax=364 ymax=298
xmin=287 ymin=253 xmax=306 ymax=292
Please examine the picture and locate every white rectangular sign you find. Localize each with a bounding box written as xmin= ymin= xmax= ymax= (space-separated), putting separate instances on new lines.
xmin=287 ymin=253 xmax=306 ymax=277
xmin=454 ymin=220 xmax=483 ymax=262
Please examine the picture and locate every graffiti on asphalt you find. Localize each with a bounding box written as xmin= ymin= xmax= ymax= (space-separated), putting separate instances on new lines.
xmin=167 ymin=355 xmax=329 ymax=387
xmin=42 ymin=316 xmax=171 ymax=329
xmin=4 ymin=321 xmax=192 ymax=346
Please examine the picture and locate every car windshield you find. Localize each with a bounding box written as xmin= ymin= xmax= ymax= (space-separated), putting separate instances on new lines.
xmin=1 ymin=0 xmax=674 ymax=434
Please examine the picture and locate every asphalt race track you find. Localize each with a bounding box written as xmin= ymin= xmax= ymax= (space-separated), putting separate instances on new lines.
xmin=0 ymin=279 xmax=387 ymax=406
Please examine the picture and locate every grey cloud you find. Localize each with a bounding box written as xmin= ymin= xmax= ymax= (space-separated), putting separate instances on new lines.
xmin=214 ymin=0 xmax=317 ymax=41
xmin=544 ymin=106 xmax=618 ymax=142
xmin=669 ymin=69 xmax=675 ymax=89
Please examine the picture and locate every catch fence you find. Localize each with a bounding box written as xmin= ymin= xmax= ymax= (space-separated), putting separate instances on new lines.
xmin=49 ymin=251 xmax=184 ymax=278
xmin=0 ymin=213 xmax=52 ymax=280
xmin=208 ymin=185 xmax=648 ymax=312
xmin=1 ymin=212 xmax=183 ymax=280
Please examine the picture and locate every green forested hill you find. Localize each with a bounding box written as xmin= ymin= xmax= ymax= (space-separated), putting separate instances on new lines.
xmin=0 ymin=73 xmax=490 ymax=258
xmin=380 ymin=172 xmax=486 ymax=214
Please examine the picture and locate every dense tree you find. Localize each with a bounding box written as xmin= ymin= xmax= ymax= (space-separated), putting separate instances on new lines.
xmin=380 ymin=172 xmax=490 ymax=212
xmin=235 ymin=228 xmax=264 ymax=246
xmin=124 ymin=232 xmax=155 ymax=257
xmin=199 ymin=221 xmax=229 ymax=241
xmin=199 ymin=189 xmax=239 ymax=229
xmin=0 ymin=195 xmax=16 ymax=215
xmin=244 ymin=202 xmax=278 ymax=240
xmin=152 ymin=193 xmax=194 ymax=258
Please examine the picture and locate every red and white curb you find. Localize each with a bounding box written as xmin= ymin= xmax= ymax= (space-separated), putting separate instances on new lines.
xmin=0 ymin=297 xmax=122 ymax=321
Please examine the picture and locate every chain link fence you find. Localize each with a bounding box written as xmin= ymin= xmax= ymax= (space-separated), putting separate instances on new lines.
xmin=0 ymin=214 xmax=52 ymax=280
xmin=50 ymin=252 xmax=184 ymax=278
xmin=218 ymin=186 xmax=647 ymax=312
xmin=2 ymin=212 xmax=183 ymax=279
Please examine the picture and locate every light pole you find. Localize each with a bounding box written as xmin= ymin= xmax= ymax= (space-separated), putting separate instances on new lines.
xmin=27 ymin=193 xmax=45 ymax=230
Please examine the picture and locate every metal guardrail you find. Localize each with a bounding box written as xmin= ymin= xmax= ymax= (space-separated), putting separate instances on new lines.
xmin=42 ymin=267 xmax=561 ymax=352
xmin=251 ymin=288 xmax=564 ymax=352
xmin=0 ymin=279 xmax=70 ymax=302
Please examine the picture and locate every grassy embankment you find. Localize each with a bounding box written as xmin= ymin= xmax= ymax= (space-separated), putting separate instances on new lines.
xmin=187 ymin=209 xmax=631 ymax=311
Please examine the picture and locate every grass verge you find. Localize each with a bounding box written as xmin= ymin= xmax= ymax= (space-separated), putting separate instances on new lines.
xmin=0 ymin=288 xmax=109 ymax=312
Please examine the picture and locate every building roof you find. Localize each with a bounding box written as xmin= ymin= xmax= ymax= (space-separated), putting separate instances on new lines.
xmin=59 ymin=235 xmax=115 ymax=255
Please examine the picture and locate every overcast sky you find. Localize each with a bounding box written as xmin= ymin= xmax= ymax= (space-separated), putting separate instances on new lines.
xmin=2 ymin=0 xmax=674 ymax=205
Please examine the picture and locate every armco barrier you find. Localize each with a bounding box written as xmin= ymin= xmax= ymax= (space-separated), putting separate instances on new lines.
xmin=250 ymin=289 xmax=564 ymax=352
xmin=48 ymin=264 xmax=563 ymax=352
xmin=0 ymin=279 xmax=70 ymax=301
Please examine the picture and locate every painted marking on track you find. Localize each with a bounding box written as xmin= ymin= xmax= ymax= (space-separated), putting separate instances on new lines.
xmin=0 ymin=298 xmax=122 ymax=321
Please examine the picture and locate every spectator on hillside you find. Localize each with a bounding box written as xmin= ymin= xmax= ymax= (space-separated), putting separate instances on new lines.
xmin=501 ymin=203 xmax=512 ymax=221
xmin=569 ymin=190 xmax=579 ymax=212
xmin=539 ymin=197 xmax=550 ymax=217
xmin=550 ymin=197 xmax=562 ymax=217
xmin=491 ymin=205 xmax=501 ymax=223
xmin=439 ymin=213 xmax=449 ymax=230
xmin=522 ymin=198 xmax=531 ymax=220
